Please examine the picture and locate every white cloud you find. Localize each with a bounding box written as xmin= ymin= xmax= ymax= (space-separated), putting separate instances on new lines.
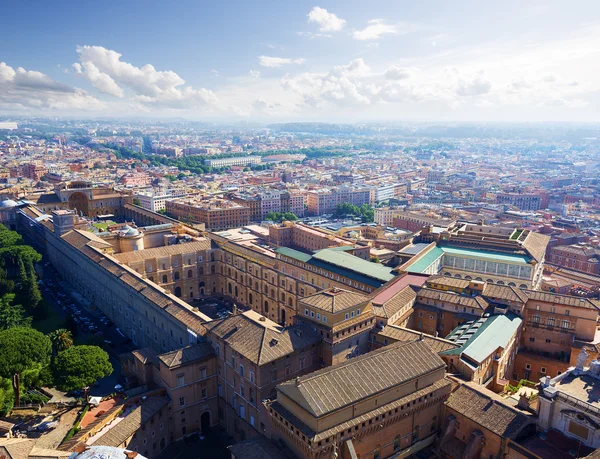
xmin=297 ymin=31 xmax=332 ymax=39
xmin=249 ymin=70 xmax=261 ymax=78
xmin=258 ymin=56 xmax=306 ymax=68
xmin=353 ymin=19 xmax=407 ymax=41
xmin=0 ymin=61 xmax=103 ymax=112
xmin=307 ymin=7 xmax=346 ymax=32
xmin=456 ymin=75 xmax=492 ymax=96
xmin=73 ymin=61 xmax=124 ymax=97
xmin=74 ymin=45 xmax=218 ymax=108
xmin=384 ymin=66 xmax=412 ymax=80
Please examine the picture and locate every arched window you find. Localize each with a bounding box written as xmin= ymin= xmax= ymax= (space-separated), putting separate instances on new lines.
xmin=393 ymin=435 xmax=400 ymax=451
xmin=264 ymin=301 xmax=269 ymax=313
xmin=174 ymin=286 xmax=181 ymax=297
xmin=162 ymin=275 xmax=168 ymax=283
xmin=174 ymin=271 xmax=180 ymax=281
xmin=281 ymin=292 xmax=285 ymax=301
xmin=235 ymin=286 xmax=238 ymax=297
xmin=249 ymin=293 xmax=253 ymax=304
xmin=288 ymin=297 xmax=293 ymax=307
xmin=211 ymin=265 xmax=215 ymax=274
xmin=228 ymin=283 xmax=232 ymax=294
xmin=188 ymin=270 xmax=193 ymax=279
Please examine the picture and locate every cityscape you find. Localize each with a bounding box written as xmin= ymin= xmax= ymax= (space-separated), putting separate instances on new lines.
xmin=1 ymin=2 xmax=600 ymax=459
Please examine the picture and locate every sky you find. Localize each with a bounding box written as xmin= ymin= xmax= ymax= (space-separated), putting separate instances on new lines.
xmin=1 ymin=0 xmax=600 ymax=122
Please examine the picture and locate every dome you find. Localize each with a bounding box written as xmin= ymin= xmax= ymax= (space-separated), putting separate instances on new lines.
xmin=0 ymin=199 xmax=17 ymax=208
xmin=69 ymin=445 xmax=147 ymax=459
xmin=119 ymin=225 xmax=140 ymax=237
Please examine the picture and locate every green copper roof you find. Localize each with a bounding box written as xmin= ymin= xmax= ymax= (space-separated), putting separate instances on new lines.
xmin=442 ymin=313 xmax=522 ymax=365
xmin=405 ymin=246 xmax=444 ymax=274
xmin=275 ymin=247 xmax=313 ymax=262
xmin=312 ymin=249 xmax=396 ymax=283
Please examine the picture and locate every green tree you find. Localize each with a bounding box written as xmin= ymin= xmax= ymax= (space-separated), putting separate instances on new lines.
xmin=53 ymin=345 xmax=113 ymax=392
xmin=265 ymin=212 xmax=299 ymax=222
xmin=0 ymin=327 xmax=51 ymax=405
xmin=48 ymin=329 xmax=73 ymax=355
xmin=0 ymin=293 xmax=31 ymax=330
xmin=24 ymin=261 xmax=42 ymax=311
xmin=132 ymin=197 xmax=142 ymax=206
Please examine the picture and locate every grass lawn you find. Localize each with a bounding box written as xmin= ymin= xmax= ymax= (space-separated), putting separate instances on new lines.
xmin=92 ymin=220 xmax=116 ymax=231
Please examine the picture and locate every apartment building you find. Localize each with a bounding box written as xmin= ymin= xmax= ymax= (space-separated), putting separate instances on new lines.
xmin=374 ymin=206 xmax=394 ymax=226
xmin=496 ymin=192 xmax=542 ymax=211
xmin=547 ymin=244 xmax=600 ymax=274
xmin=135 ymin=191 xmax=173 ymax=212
xmin=165 ymin=198 xmax=249 ymax=230
xmin=306 ymin=186 xmax=371 ymax=215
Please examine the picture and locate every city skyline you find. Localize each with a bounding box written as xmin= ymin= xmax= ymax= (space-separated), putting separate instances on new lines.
xmin=1 ymin=0 xmax=600 ymax=122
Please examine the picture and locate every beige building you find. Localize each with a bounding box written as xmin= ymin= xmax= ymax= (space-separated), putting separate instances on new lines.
xmin=166 ymin=197 xmax=249 ymax=230
xmin=268 ymin=340 xmax=452 ymax=459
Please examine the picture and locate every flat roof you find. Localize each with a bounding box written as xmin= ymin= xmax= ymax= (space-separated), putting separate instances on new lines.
xmin=440 ymin=246 xmax=531 ymax=264
xmin=443 ymin=313 xmax=522 ymax=364
xmin=276 ymin=246 xmax=395 ymax=287
xmin=405 ymin=246 xmax=444 ymax=273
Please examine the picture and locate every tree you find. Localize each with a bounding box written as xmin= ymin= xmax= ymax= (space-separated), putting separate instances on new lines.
xmin=53 ymin=346 xmax=113 ymax=392
xmin=132 ymin=197 xmax=142 ymax=206
xmin=265 ymin=212 xmax=299 ymax=222
xmin=0 ymin=294 xmax=31 ymax=330
xmin=0 ymin=327 xmax=51 ymax=405
xmin=48 ymin=329 xmax=73 ymax=355
xmin=23 ymin=260 xmax=42 ymax=311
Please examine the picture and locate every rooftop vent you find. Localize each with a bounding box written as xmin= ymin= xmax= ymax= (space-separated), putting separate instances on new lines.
xmin=270 ymin=338 xmax=279 ymax=346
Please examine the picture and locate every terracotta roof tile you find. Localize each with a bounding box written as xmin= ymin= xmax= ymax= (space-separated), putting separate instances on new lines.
xmin=445 ymin=382 xmax=532 ymax=438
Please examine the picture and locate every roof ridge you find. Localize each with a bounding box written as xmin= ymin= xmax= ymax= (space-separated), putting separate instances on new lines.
xmin=294 ymin=340 xmax=415 ymax=384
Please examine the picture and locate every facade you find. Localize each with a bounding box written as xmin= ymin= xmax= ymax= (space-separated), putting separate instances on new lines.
xmin=306 ymin=187 xmax=371 ymax=215
xmin=406 ymin=223 xmax=550 ymax=289
xmin=297 ymin=288 xmax=374 ymax=365
xmin=374 ymin=207 xmax=394 ymax=227
xmin=154 ymin=344 xmax=218 ymax=441
xmin=547 ymin=244 xmax=600 ymax=275
xmin=204 ymin=156 xmax=261 ymax=168
xmin=538 ymin=358 xmax=600 ymax=449
xmin=205 ymin=311 xmax=322 ymax=442
xmin=496 ymin=192 xmax=542 ymax=211
xmin=440 ymin=381 xmax=535 ymax=459
xmin=165 ymin=198 xmax=249 ymax=230
xmin=268 ymin=340 xmax=452 ymax=459
xmin=135 ymin=192 xmax=173 ymax=212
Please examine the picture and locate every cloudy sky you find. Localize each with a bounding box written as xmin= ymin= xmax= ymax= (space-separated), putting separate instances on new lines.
xmin=1 ymin=0 xmax=600 ymax=122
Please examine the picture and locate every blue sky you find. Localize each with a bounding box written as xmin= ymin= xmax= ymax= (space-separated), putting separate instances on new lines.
xmin=1 ymin=0 xmax=600 ymax=121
